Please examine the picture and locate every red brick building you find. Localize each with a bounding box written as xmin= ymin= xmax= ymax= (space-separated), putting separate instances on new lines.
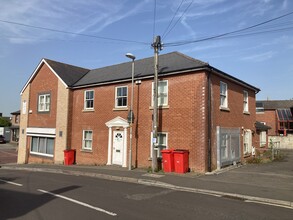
xmin=18 ymin=52 xmax=260 ymax=172
xmin=256 ymin=100 xmax=293 ymax=136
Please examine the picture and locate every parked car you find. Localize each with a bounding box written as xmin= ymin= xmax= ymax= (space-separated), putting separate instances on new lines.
xmin=0 ymin=135 xmax=6 ymax=144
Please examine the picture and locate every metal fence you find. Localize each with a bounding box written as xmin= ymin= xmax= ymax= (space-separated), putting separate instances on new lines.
xmin=217 ymin=126 xmax=241 ymax=169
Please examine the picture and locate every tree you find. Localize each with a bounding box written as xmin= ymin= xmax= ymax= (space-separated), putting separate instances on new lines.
xmin=0 ymin=117 xmax=11 ymax=127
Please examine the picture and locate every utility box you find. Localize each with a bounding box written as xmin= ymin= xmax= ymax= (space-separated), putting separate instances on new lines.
xmin=173 ymin=150 xmax=189 ymax=173
xmin=64 ymin=149 xmax=76 ymax=165
xmin=161 ymin=149 xmax=174 ymax=172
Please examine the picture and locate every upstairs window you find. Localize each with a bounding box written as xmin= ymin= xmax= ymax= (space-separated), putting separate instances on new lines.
xmin=84 ymin=90 xmax=94 ymax=110
xmin=115 ymin=86 xmax=128 ymax=108
xmin=243 ymin=91 xmax=249 ymax=112
xmin=220 ymin=82 xmax=228 ymax=108
xmin=38 ymin=94 xmax=50 ymax=112
xmin=152 ymin=80 xmax=168 ymax=107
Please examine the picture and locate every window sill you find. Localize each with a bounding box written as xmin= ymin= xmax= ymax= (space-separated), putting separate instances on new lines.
xmin=30 ymin=152 xmax=54 ymax=158
xmin=219 ymin=106 xmax=230 ymax=112
xmin=113 ymin=107 xmax=128 ymax=111
xmin=80 ymin=149 xmax=93 ymax=153
xmin=149 ymin=105 xmax=170 ymax=110
xmin=244 ymin=153 xmax=251 ymax=158
xmin=243 ymin=111 xmax=250 ymax=115
xmin=82 ymin=109 xmax=95 ymax=112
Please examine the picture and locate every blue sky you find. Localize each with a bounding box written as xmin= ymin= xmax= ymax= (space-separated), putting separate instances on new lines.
xmin=0 ymin=0 xmax=293 ymax=116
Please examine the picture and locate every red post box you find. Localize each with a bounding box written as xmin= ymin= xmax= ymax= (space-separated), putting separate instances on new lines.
xmin=64 ymin=149 xmax=76 ymax=165
xmin=161 ymin=149 xmax=174 ymax=172
xmin=173 ymin=150 xmax=189 ymax=173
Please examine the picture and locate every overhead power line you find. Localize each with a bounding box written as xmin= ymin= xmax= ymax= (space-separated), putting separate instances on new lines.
xmin=0 ymin=19 xmax=149 ymax=45
xmin=152 ymin=0 xmax=157 ymax=39
xmin=164 ymin=11 xmax=293 ymax=47
xmin=162 ymin=0 xmax=194 ymax=40
xmin=162 ymin=0 xmax=185 ymax=39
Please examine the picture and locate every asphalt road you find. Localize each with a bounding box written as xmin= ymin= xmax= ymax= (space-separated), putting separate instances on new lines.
xmin=1 ymin=169 xmax=292 ymax=220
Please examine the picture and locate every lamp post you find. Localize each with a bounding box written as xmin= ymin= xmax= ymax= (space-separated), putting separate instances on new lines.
xmin=126 ymin=53 xmax=135 ymax=171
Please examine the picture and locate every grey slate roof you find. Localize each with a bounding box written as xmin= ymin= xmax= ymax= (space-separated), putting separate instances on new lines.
xmin=44 ymin=59 xmax=90 ymax=86
xmin=73 ymin=52 xmax=208 ymax=87
xmin=255 ymin=121 xmax=271 ymax=131
xmin=10 ymin=110 xmax=20 ymax=115
xmin=41 ymin=51 xmax=259 ymax=92
xmin=256 ymin=100 xmax=293 ymax=110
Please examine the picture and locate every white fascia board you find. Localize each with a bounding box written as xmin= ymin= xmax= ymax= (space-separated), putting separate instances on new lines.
xmin=20 ymin=59 xmax=68 ymax=95
xmin=26 ymin=127 xmax=56 ymax=137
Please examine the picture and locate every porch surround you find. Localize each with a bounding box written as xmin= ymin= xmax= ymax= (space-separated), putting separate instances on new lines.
xmin=105 ymin=117 xmax=129 ymax=167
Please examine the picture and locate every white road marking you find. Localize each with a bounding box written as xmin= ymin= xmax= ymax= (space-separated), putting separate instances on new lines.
xmin=0 ymin=178 xmax=23 ymax=187
xmin=245 ymin=200 xmax=293 ymax=210
xmin=37 ymin=189 xmax=117 ymax=216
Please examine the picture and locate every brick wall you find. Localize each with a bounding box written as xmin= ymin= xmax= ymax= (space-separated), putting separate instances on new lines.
xmin=17 ymin=84 xmax=30 ymax=164
xmin=21 ymin=62 xmax=258 ymax=172
xmin=54 ymin=80 xmax=70 ymax=163
xmin=70 ymin=71 xmax=208 ymax=172
xmin=211 ymin=74 xmax=257 ymax=167
xmin=256 ymin=110 xmax=277 ymax=136
xmin=28 ymin=63 xmax=58 ymax=128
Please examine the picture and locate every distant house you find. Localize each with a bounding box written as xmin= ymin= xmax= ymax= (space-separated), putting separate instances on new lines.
xmin=18 ymin=51 xmax=260 ymax=172
xmin=256 ymin=100 xmax=293 ymax=136
xmin=10 ymin=110 xmax=20 ymax=143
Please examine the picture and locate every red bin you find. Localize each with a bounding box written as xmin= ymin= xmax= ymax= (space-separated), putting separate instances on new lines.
xmin=173 ymin=150 xmax=189 ymax=173
xmin=64 ymin=149 xmax=76 ymax=165
xmin=161 ymin=149 xmax=174 ymax=172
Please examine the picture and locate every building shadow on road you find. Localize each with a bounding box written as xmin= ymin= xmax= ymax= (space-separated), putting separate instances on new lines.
xmin=0 ymin=182 xmax=80 ymax=219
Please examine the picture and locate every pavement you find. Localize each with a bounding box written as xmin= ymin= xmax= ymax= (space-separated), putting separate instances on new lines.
xmin=1 ymin=143 xmax=293 ymax=209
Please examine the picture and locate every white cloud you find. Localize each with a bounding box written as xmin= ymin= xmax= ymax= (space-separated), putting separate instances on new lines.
xmin=241 ymin=51 xmax=275 ymax=62
xmin=0 ymin=0 xmax=150 ymax=44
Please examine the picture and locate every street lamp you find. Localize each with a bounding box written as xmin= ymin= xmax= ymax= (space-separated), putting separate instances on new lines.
xmin=125 ymin=53 xmax=135 ymax=171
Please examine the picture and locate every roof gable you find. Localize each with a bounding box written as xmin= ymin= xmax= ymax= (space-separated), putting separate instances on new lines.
xmin=20 ymin=59 xmax=89 ymax=95
xmin=44 ymin=59 xmax=89 ymax=86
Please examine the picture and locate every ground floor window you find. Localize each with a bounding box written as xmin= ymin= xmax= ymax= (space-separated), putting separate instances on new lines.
xmin=82 ymin=130 xmax=93 ymax=150
xmin=260 ymin=131 xmax=267 ymax=147
xmin=243 ymin=129 xmax=252 ymax=154
xmin=150 ymin=132 xmax=168 ymax=158
xmin=30 ymin=136 xmax=54 ymax=157
xmin=217 ymin=127 xmax=240 ymax=169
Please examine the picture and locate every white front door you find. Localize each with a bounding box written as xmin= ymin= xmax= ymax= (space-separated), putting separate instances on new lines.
xmin=112 ymin=131 xmax=124 ymax=165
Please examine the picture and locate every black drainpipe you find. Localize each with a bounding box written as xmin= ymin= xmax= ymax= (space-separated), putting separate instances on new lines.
xmin=207 ymin=71 xmax=212 ymax=172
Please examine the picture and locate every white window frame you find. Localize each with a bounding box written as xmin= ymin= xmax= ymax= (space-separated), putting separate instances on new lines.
xmin=82 ymin=130 xmax=93 ymax=151
xmin=243 ymin=129 xmax=252 ymax=154
xmin=260 ymin=131 xmax=267 ymax=147
xmin=38 ymin=94 xmax=50 ymax=112
xmin=115 ymin=86 xmax=128 ymax=108
xmin=84 ymin=90 xmax=94 ymax=110
xmin=243 ymin=90 xmax=249 ymax=113
xmin=150 ymin=132 xmax=168 ymax=158
xmin=152 ymin=80 xmax=168 ymax=107
xmin=30 ymin=136 xmax=54 ymax=157
xmin=220 ymin=134 xmax=229 ymax=159
xmin=220 ymin=81 xmax=228 ymax=109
